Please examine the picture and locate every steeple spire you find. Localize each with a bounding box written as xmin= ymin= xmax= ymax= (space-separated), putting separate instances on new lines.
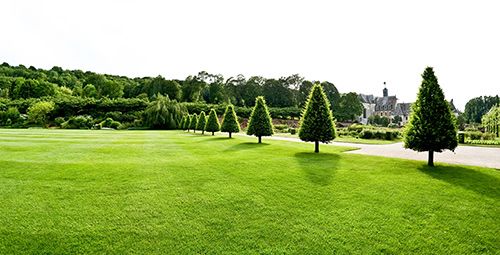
xmin=383 ymin=82 xmax=388 ymax=97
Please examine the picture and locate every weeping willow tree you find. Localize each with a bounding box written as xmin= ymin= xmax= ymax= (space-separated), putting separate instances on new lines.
xmin=482 ymin=105 xmax=500 ymax=137
xmin=144 ymin=94 xmax=187 ymax=129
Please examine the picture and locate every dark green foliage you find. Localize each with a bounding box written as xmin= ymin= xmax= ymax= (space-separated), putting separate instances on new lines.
xmin=179 ymin=115 xmax=187 ymax=130
xmin=368 ymin=115 xmax=390 ymax=127
xmin=0 ymin=107 xmax=21 ymax=126
xmin=464 ymin=95 xmax=499 ymax=123
xmin=189 ymin=113 xmax=198 ymax=132
xmin=61 ymin=115 xmax=94 ymax=129
xmin=100 ymin=118 xmax=121 ymax=129
xmin=144 ymin=95 xmax=186 ymax=129
xmin=336 ymin=92 xmax=363 ymax=122
xmin=144 ymin=76 xmax=181 ymax=101
xmin=404 ymin=67 xmax=458 ymax=166
xmin=247 ymin=96 xmax=273 ymax=143
xmin=205 ymin=109 xmax=220 ymax=135
xmin=298 ymin=84 xmax=336 ymax=152
xmin=196 ymin=111 xmax=207 ymax=134
xmin=220 ymin=104 xmax=240 ymax=138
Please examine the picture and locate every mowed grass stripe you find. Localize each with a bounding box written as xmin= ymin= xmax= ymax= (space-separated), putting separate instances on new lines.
xmin=0 ymin=129 xmax=498 ymax=254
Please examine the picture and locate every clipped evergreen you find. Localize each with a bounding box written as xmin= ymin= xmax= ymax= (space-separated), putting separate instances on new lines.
xmin=205 ymin=109 xmax=220 ymax=135
xmin=404 ymin=67 xmax=457 ymax=166
xmin=184 ymin=114 xmax=190 ymax=130
xmin=196 ymin=111 xmax=207 ymax=135
xmin=184 ymin=114 xmax=191 ymax=131
xmin=220 ymin=104 xmax=240 ymax=138
xmin=189 ymin=113 xmax=197 ymax=133
xmin=247 ymin=96 xmax=274 ymax=143
xmin=298 ymin=84 xmax=336 ymax=153
xmin=180 ymin=115 xmax=186 ymax=130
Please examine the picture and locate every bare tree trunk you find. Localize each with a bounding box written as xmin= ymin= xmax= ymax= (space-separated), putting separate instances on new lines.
xmin=315 ymin=141 xmax=319 ymax=153
xmin=212 ymin=131 xmax=214 ymax=136
xmin=258 ymin=136 xmax=262 ymax=143
xmin=428 ymin=150 xmax=434 ymax=166
xmin=229 ymin=132 xmax=232 ymax=138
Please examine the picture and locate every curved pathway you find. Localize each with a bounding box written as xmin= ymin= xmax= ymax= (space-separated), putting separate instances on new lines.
xmin=269 ymin=136 xmax=500 ymax=169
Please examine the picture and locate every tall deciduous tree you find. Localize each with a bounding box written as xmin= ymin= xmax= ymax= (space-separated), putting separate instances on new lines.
xmin=404 ymin=67 xmax=457 ymax=166
xmin=298 ymin=84 xmax=336 ymax=153
xmin=247 ymin=96 xmax=273 ymax=143
xmin=221 ymin=104 xmax=240 ymax=138
xmin=196 ymin=111 xmax=207 ymax=134
xmin=27 ymin=101 xmax=55 ymax=126
xmin=144 ymin=94 xmax=186 ymax=129
xmin=205 ymin=109 xmax=220 ymax=135
xmin=189 ymin=113 xmax=198 ymax=133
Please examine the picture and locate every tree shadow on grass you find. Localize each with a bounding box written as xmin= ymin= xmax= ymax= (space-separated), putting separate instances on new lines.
xmin=224 ymin=142 xmax=270 ymax=152
xmin=419 ymin=165 xmax=500 ymax=200
xmin=294 ymin=152 xmax=340 ymax=186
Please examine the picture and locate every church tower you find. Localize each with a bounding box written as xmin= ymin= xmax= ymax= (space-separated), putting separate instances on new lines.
xmin=383 ymin=82 xmax=388 ymax=97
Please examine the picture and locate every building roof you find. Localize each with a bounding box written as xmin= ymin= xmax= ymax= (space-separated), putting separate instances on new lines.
xmin=375 ymin=96 xmax=397 ymax=111
xmin=359 ymin=94 xmax=375 ymax=104
xmin=395 ymin=103 xmax=412 ymax=116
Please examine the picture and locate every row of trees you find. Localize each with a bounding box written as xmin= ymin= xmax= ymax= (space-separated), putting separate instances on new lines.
xmin=0 ymin=62 xmax=363 ymax=122
xmin=181 ymin=67 xmax=458 ymax=166
xmin=181 ymin=85 xmax=337 ymax=153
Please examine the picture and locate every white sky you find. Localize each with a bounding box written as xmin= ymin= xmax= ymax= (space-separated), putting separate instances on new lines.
xmin=1 ymin=0 xmax=499 ymax=110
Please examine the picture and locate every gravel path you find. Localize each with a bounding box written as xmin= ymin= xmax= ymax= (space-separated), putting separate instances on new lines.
xmin=269 ymin=136 xmax=500 ymax=169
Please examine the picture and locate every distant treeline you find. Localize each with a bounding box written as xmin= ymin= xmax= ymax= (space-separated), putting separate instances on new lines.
xmin=0 ymin=62 xmax=363 ymax=122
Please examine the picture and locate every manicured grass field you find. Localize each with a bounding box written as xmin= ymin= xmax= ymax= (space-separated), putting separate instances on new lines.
xmin=0 ymin=129 xmax=499 ymax=254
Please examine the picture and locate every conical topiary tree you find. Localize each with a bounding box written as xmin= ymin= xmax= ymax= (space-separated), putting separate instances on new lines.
xmin=189 ymin=113 xmax=197 ymax=133
xmin=247 ymin=96 xmax=274 ymax=143
xmin=298 ymin=84 xmax=336 ymax=153
xmin=185 ymin=114 xmax=192 ymax=131
xmin=196 ymin=111 xmax=207 ymax=135
xmin=205 ymin=109 xmax=220 ymax=135
xmin=180 ymin=115 xmax=186 ymax=130
xmin=183 ymin=114 xmax=190 ymax=130
xmin=404 ymin=67 xmax=457 ymax=166
xmin=220 ymin=104 xmax=240 ymax=138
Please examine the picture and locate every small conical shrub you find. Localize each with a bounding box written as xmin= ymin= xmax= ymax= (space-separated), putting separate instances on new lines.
xmin=298 ymin=84 xmax=336 ymax=153
xmin=180 ymin=115 xmax=186 ymax=130
xmin=220 ymin=104 xmax=240 ymax=138
xmin=247 ymin=96 xmax=273 ymax=143
xmin=185 ymin=114 xmax=191 ymax=131
xmin=196 ymin=111 xmax=207 ymax=135
xmin=189 ymin=113 xmax=197 ymax=133
xmin=184 ymin=114 xmax=190 ymax=130
xmin=404 ymin=67 xmax=457 ymax=166
xmin=205 ymin=109 xmax=220 ymax=135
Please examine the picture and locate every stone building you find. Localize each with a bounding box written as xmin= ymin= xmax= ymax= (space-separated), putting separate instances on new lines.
xmin=358 ymin=83 xmax=411 ymax=125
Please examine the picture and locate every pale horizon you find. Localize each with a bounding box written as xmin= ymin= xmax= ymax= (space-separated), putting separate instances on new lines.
xmin=2 ymin=0 xmax=499 ymax=110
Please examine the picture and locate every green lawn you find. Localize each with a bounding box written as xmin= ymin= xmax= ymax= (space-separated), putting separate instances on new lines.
xmin=0 ymin=129 xmax=499 ymax=254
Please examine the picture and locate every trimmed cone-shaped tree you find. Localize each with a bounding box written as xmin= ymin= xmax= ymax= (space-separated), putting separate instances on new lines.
xmin=183 ymin=114 xmax=190 ymax=130
xmin=196 ymin=111 xmax=207 ymax=135
xmin=185 ymin=114 xmax=191 ymax=131
xmin=180 ymin=115 xmax=187 ymax=130
xmin=189 ymin=113 xmax=197 ymax=133
xmin=247 ymin=96 xmax=274 ymax=143
xmin=298 ymin=84 xmax=336 ymax=153
xmin=221 ymin=104 xmax=240 ymax=138
xmin=404 ymin=67 xmax=457 ymax=166
xmin=205 ymin=109 xmax=220 ymax=135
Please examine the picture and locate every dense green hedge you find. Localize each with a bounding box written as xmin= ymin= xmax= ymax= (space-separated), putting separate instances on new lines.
xmin=182 ymin=102 xmax=301 ymax=119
